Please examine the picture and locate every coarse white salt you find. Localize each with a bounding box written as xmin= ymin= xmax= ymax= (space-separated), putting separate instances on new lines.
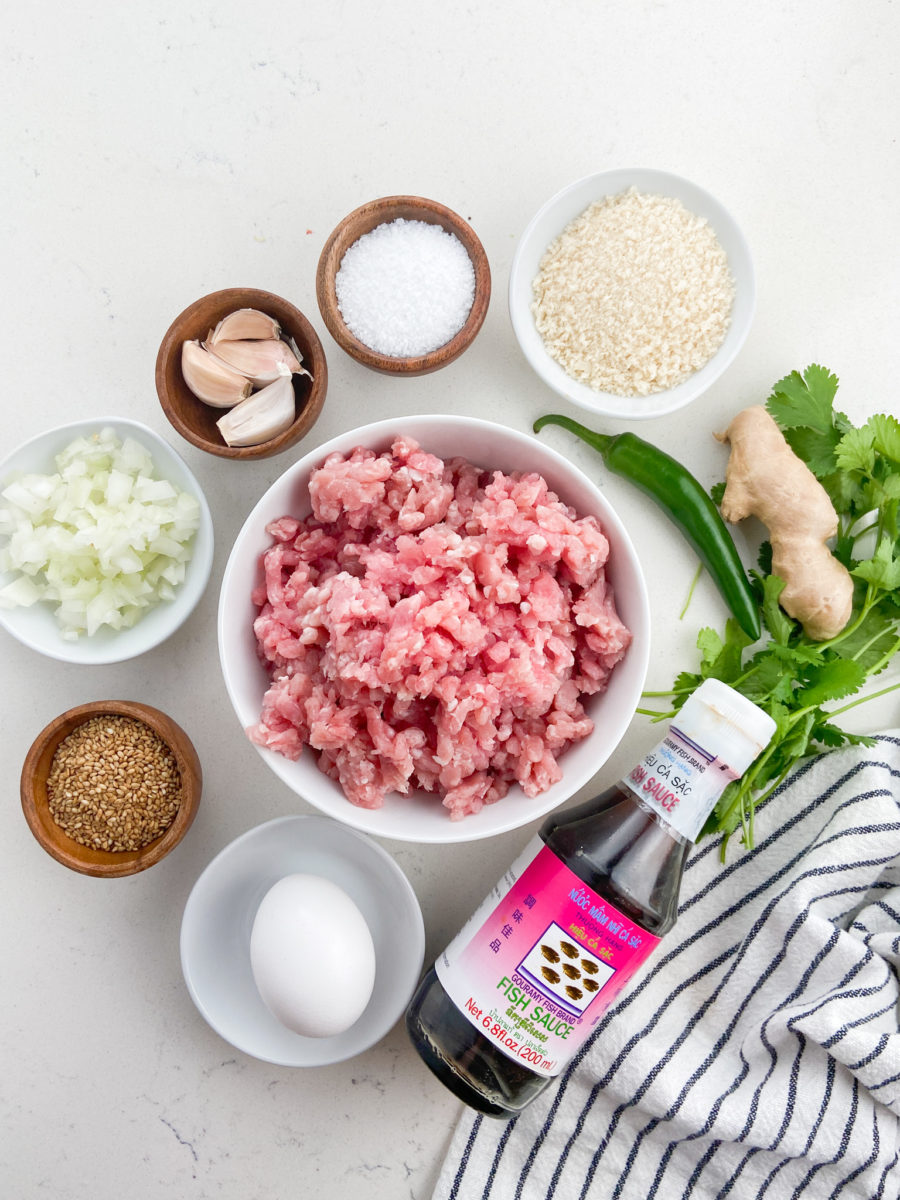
xmin=335 ymin=218 xmax=475 ymax=358
xmin=531 ymin=188 xmax=735 ymax=397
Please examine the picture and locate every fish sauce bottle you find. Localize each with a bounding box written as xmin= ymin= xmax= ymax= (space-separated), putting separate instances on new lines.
xmin=406 ymin=679 xmax=776 ymax=1117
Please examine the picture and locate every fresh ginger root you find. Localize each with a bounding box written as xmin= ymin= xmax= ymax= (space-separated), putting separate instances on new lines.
xmin=716 ymin=406 xmax=853 ymax=641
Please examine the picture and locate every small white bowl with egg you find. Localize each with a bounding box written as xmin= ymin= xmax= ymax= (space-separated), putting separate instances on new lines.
xmin=0 ymin=418 xmax=214 ymax=664
xmin=179 ymin=815 xmax=425 ymax=1066
xmin=509 ymin=167 xmax=755 ymax=420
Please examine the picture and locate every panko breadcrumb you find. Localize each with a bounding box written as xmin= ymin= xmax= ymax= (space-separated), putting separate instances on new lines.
xmin=248 ymin=437 xmax=631 ymax=820
xmin=531 ymin=188 xmax=735 ymax=397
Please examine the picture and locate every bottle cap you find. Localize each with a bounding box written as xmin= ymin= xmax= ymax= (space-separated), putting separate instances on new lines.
xmin=623 ymin=680 xmax=777 ymax=842
xmin=674 ymin=678 xmax=777 ymax=777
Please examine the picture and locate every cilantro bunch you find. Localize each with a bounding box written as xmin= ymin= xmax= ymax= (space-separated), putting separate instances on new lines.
xmin=640 ymin=366 xmax=900 ymax=856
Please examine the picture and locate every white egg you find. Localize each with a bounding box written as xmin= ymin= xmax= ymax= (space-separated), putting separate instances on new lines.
xmin=250 ymin=873 xmax=376 ymax=1038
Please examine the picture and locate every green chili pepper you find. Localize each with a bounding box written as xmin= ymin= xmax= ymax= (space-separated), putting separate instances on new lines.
xmin=534 ymin=413 xmax=761 ymax=642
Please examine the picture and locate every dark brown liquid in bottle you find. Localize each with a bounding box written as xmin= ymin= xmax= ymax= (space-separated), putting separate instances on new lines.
xmin=405 ymin=784 xmax=689 ymax=1117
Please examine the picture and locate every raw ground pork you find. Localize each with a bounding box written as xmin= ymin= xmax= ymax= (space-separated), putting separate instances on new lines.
xmin=248 ymin=437 xmax=631 ymax=819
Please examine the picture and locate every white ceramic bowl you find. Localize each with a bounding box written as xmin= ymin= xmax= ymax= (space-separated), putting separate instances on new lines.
xmin=218 ymin=414 xmax=650 ymax=844
xmin=0 ymin=418 xmax=214 ymax=664
xmin=509 ymin=167 xmax=755 ymax=420
xmin=180 ymin=815 xmax=425 ymax=1066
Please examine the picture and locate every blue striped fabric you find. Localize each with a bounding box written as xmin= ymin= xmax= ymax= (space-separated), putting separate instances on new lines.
xmin=432 ymin=735 xmax=900 ymax=1200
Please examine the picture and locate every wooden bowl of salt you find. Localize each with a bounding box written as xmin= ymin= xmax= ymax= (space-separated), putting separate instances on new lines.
xmin=316 ymin=196 xmax=491 ymax=376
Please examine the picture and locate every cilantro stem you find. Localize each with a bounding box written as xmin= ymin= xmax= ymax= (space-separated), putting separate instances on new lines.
xmin=745 ymin=761 xmax=794 ymax=827
xmin=815 ymin=597 xmax=876 ymax=651
xmin=858 ymin=634 xmax=900 ymax=678
xmin=827 ymin=675 xmax=900 ymax=718
xmin=713 ymin=733 xmax=783 ymax=843
xmin=634 ymin=706 xmax=673 ymax=722
xmin=680 ymin=562 xmax=703 ymax=621
xmin=850 ymin=519 xmax=879 ymax=542
xmin=849 ymin=624 xmax=896 ymax=663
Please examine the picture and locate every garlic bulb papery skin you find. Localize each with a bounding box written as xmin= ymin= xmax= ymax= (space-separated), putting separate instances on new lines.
xmin=205 ymin=337 xmax=303 ymax=388
xmin=181 ymin=340 xmax=253 ymax=408
xmin=287 ymin=336 xmax=313 ymax=380
xmin=209 ymin=308 xmax=281 ymax=343
xmin=216 ymin=373 xmax=296 ymax=447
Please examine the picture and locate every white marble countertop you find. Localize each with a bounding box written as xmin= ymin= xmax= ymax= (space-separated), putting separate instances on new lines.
xmin=3 ymin=3 xmax=899 ymax=1197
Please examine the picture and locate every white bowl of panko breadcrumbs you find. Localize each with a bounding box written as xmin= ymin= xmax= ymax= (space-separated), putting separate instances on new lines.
xmin=509 ymin=168 xmax=755 ymax=420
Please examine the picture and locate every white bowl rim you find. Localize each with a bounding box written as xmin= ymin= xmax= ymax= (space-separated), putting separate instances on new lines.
xmin=180 ymin=813 xmax=426 ymax=1066
xmin=218 ymin=413 xmax=650 ymax=844
xmin=508 ymin=166 xmax=756 ymax=420
xmin=0 ymin=416 xmax=214 ymax=664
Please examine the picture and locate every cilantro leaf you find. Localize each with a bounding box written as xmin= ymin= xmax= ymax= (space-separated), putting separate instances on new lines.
xmin=697 ymin=620 xmax=752 ymax=684
xmin=672 ymin=670 xmax=701 ymax=694
xmin=868 ymin=413 xmax=900 ymax=463
xmin=883 ymin=497 xmax=900 ymax=542
xmin=766 ymin=640 xmax=823 ymax=665
xmin=800 ymin=659 xmax=867 ymax=707
xmin=880 ymin=476 xmax=900 ymax=501
xmin=835 ymin=425 xmax=876 ymax=474
xmin=705 ymin=780 xmax=741 ymax=837
xmin=819 ymin=467 xmax=865 ymax=517
xmin=783 ymin=425 xmax=841 ymax=478
xmin=802 ymin=364 xmax=840 ymax=409
xmin=666 ymin=671 xmax=702 ymax=711
xmin=852 ymin=537 xmax=900 ymax=591
xmin=760 ymin=575 xmax=794 ymax=644
xmin=767 ymin=365 xmax=838 ymax=433
xmin=709 ymin=480 xmax=726 ymax=506
xmin=776 ymin=709 xmax=819 ymax=763
xmin=738 ymin=654 xmax=796 ymax=703
xmin=830 ymin=605 xmax=900 ymax=673
xmin=811 ymin=720 xmax=877 ymax=750
xmin=812 ymin=720 xmax=851 ymax=748
xmin=696 ymin=626 xmax=724 ymax=670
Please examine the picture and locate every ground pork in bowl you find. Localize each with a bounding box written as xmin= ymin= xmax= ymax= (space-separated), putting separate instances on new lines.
xmin=218 ymin=415 xmax=649 ymax=843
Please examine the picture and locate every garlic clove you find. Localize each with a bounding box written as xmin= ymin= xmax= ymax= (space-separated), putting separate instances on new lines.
xmin=209 ymin=308 xmax=281 ymax=344
xmin=205 ymin=337 xmax=304 ymax=388
xmin=181 ymin=340 xmax=253 ymax=408
xmin=287 ymin=334 xmax=313 ymax=380
xmin=216 ymin=374 xmax=296 ymax=447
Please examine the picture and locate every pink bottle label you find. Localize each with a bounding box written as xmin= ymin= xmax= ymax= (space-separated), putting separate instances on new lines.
xmin=435 ymin=838 xmax=661 ymax=1077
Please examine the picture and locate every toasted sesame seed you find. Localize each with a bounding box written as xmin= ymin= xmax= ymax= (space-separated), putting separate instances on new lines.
xmin=46 ymin=716 xmax=182 ymax=852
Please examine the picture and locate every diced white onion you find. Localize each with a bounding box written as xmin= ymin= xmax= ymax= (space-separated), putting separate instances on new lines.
xmin=0 ymin=427 xmax=200 ymax=639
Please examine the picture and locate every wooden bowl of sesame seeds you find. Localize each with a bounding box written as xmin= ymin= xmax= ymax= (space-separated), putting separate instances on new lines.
xmin=20 ymin=700 xmax=202 ymax=878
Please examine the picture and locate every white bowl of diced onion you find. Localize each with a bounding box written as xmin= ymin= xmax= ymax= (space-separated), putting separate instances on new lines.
xmin=0 ymin=418 xmax=214 ymax=663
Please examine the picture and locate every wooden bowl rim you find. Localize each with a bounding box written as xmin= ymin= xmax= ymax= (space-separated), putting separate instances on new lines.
xmin=155 ymin=287 xmax=328 ymax=461
xmin=20 ymin=700 xmax=202 ymax=878
xmin=315 ymin=195 xmax=491 ymax=376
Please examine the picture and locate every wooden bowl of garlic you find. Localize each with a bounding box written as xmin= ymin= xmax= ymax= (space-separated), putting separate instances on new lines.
xmin=155 ymin=288 xmax=328 ymax=460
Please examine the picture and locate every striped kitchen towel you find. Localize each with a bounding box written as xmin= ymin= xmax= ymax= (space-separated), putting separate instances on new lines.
xmin=433 ymin=733 xmax=900 ymax=1200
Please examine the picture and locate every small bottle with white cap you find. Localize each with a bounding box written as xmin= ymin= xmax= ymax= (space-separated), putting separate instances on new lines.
xmin=406 ymin=679 xmax=777 ymax=1117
